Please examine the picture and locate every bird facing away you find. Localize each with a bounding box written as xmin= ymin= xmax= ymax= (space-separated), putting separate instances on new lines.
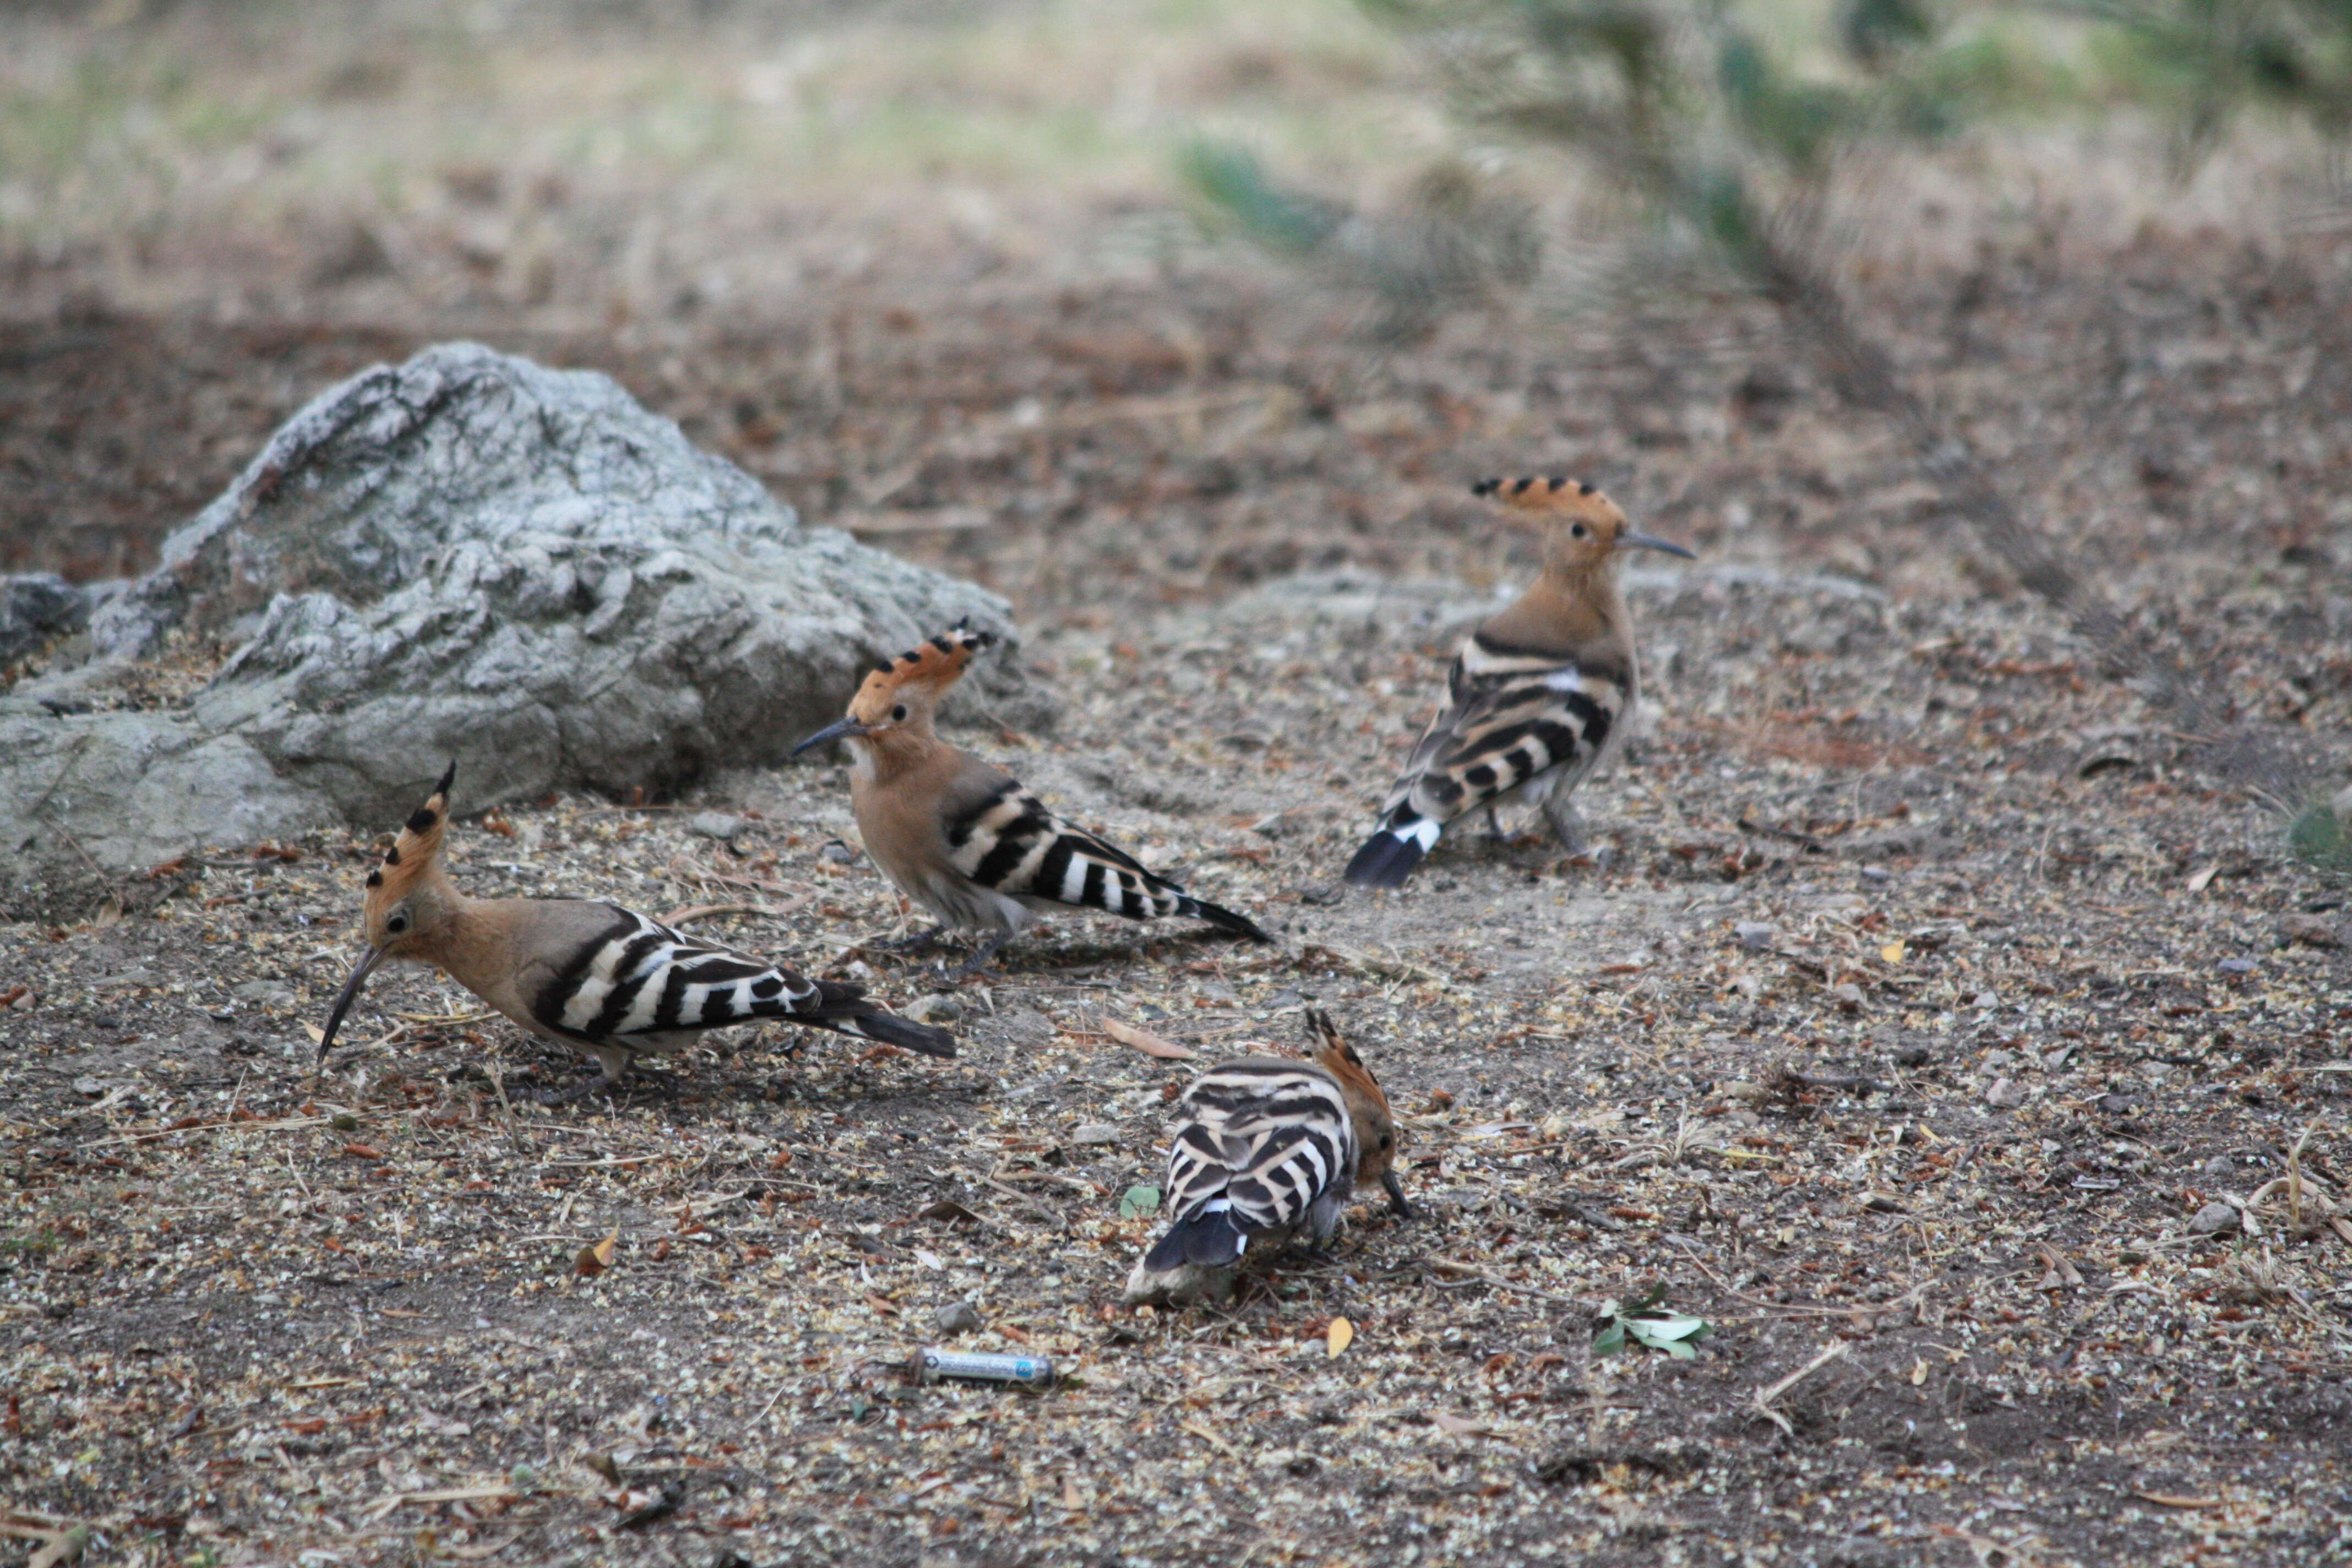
xmin=317 ymin=763 xmax=954 ymax=1100
xmin=1344 ymin=476 xmax=1693 ymax=889
xmin=1123 ymin=1010 xmax=1409 ymax=1306
xmin=793 ymin=624 xmax=1274 ymax=975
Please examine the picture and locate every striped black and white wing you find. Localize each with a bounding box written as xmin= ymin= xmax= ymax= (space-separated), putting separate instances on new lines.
xmin=944 ymin=778 xmax=1271 ymax=941
xmin=1345 ymin=633 xmax=1630 ymax=887
xmin=1142 ymin=1061 xmax=1357 ymax=1271
xmin=530 ymin=904 xmax=954 ymax=1057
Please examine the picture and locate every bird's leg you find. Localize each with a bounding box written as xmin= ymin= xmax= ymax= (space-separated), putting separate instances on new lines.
xmin=871 ymin=924 xmax=952 ymax=954
xmin=944 ymin=932 xmax=1011 ymax=983
xmin=1480 ymin=804 xmax=1506 ymax=843
xmin=1542 ymin=794 xmax=1588 ymax=856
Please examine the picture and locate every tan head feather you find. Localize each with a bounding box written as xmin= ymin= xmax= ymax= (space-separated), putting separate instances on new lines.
xmin=844 ymin=620 xmax=997 ymax=729
xmin=1304 ymin=1010 xmax=1409 ymax=1213
xmin=360 ymin=761 xmax=455 ymax=941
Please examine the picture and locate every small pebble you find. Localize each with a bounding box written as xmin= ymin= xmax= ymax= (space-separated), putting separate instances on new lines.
xmin=1891 ymin=1044 xmax=1931 ymax=1068
xmin=2215 ymin=957 xmax=2257 ymax=974
xmin=687 ymin=812 xmax=746 ymax=841
xmin=2188 ymin=1201 xmax=2240 ymax=1237
xmin=930 ymin=1301 xmax=983 ymax=1336
xmin=819 ymin=840 xmax=859 ymax=865
xmin=1734 ymin=922 xmax=1776 ymax=951
xmin=1859 ymin=864 xmax=1891 ymax=884
xmin=1069 ymin=1124 xmax=1122 ymax=1147
xmin=1985 ymin=1076 xmax=2024 ymax=1108
xmin=2201 ymin=1156 xmax=2234 ymax=1179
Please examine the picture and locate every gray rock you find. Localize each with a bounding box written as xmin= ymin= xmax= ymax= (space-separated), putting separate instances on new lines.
xmin=2 ymin=343 xmax=1049 ymax=917
xmin=2188 ymin=1201 xmax=2240 ymax=1237
xmin=1984 ymin=1076 xmax=2024 ymax=1108
xmin=2201 ymin=1156 xmax=2235 ymax=1179
xmin=1069 ymin=1124 xmax=1123 ymax=1147
xmin=930 ymin=1300 xmax=983 ymax=1336
xmin=0 ymin=574 xmax=90 ymax=665
xmin=687 ymin=812 xmax=748 ymax=841
xmin=1733 ymin=921 xmax=1776 ymax=951
xmin=0 ymin=711 xmax=337 ymax=914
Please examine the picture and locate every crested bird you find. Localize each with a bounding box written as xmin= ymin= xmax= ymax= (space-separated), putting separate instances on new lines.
xmin=1344 ymin=476 xmax=1692 ymax=889
xmin=317 ymin=763 xmax=954 ymax=1100
xmin=792 ymin=624 xmax=1274 ymax=976
xmin=1124 ymin=1009 xmax=1409 ymax=1306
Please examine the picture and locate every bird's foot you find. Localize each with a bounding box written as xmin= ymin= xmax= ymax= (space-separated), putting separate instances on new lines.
xmin=1542 ymin=797 xmax=1588 ymax=857
xmin=943 ymin=933 xmax=1011 ymax=984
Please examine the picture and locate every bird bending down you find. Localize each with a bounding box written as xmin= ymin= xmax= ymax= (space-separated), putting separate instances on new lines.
xmin=315 ymin=763 xmax=954 ymax=1101
xmin=793 ymin=623 xmax=1275 ymax=976
xmin=1124 ymin=1009 xmax=1410 ymax=1306
xmin=1344 ymin=476 xmax=1692 ymax=889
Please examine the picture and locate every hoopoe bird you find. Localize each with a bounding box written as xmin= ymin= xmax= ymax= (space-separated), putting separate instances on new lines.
xmin=792 ymin=623 xmax=1274 ymax=975
xmin=1124 ymin=1010 xmax=1409 ymax=1306
xmin=1343 ymin=476 xmax=1692 ymax=888
xmin=316 ymin=763 xmax=954 ymax=1100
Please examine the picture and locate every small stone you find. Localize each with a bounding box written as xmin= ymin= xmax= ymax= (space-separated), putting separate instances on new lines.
xmin=687 ymin=812 xmax=747 ymax=841
xmin=2215 ymin=957 xmax=2257 ymax=974
xmin=2188 ymin=1201 xmax=2240 ymax=1237
xmin=930 ymin=1300 xmax=982 ymax=1336
xmin=1971 ymin=990 xmax=1999 ymax=1010
xmin=1985 ymin=1076 xmax=2024 ymax=1108
xmin=2201 ymin=1156 xmax=2235 ymax=1179
xmin=1069 ymin=1124 xmax=1122 ymax=1147
xmin=1830 ymin=982 xmax=1865 ymax=1012
xmin=903 ymin=994 xmax=964 ymax=1025
xmin=819 ymin=840 xmax=860 ymax=865
xmin=1858 ymin=864 xmax=1891 ymax=884
xmin=1890 ymin=1044 xmax=1931 ymax=1068
xmin=1734 ymin=922 xmax=1776 ymax=951
xmin=2094 ymin=1093 xmax=2141 ymax=1116
xmin=72 ymin=1077 xmax=108 ymax=1097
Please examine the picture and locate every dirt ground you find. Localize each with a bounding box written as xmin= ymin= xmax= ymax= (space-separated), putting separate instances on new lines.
xmin=6 ymin=3 xmax=2352 ymax=1566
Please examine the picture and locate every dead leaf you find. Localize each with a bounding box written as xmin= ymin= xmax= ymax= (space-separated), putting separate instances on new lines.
xmin=1178 ymin=1418 xmax=1239 ymax=1458
xmin=340 ymin=1143 xmax=386 ymax=1161
xmin=1102 ymin=1017 xmax=1194 ymax=1060
xmin=1327 ymin=1316 xmax=1354 ymax=1358
xmin=2135 ymin=1492 xmax=2220 ymax=1509
xmin=575 ymin=1227 xmax=618 ymax=1277
xmin=302 ymin=1021 xmax=326 ymax=1045
xmin=2186 ymin=863 xmax=2220 ymax=893
xmin=1433 ymin=1412 xmax=1495 ymax=1436
xmin=1880 ymin=939 xmax=1907 ymax=964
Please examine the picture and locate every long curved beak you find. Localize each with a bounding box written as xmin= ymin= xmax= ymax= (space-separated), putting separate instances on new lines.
xmin=1380 ymin=1167 xmax=1413 ymax=1219
xmin=318 ymin=945 xmax=390 ymax=1064
xmin=791 ymin=717 xmax=868 ymax=758
xmin=1620 ymin=532 xmax=1696 ymax=560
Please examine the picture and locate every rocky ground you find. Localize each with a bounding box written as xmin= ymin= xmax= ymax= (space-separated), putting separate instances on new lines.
xmin=4 ymin=546 xmax=2350 ymax=1567
xmin=6 ymin=4 xmax=2352 ymax=1565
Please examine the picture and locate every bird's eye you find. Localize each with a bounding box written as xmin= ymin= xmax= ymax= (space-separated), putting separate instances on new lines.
xmin=1380 ymin=1133 xmax=1393 ymax=1149
xmin=891 ymin=704 xmax=908 ymax=722
xmin=1570 ymin=522 xmax=1588 ymax=538
xmin=386 ymin=911 xmax=410 ymax=934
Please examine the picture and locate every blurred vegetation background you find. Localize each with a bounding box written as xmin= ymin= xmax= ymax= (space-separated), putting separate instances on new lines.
xmin=3 ymin=0 xmax=2347 ymax=842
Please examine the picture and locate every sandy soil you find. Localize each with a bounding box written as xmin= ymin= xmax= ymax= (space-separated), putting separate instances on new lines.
xmin=4 ymin=3 xmax=2352 ymax=1565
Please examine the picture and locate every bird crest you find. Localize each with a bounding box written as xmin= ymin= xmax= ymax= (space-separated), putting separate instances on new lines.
xmin=1472 ymin=474 xmax=1627 ymax=530
xmin=846 ymin=620 xmax=997 ymax=723
xmin=364 ymin=761 xmax=456 ymax=906
xmin=1304 ymin=1008 xmax=1392 ymax=1115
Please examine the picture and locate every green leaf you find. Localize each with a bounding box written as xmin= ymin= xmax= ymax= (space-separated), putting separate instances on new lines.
xmin=1624 ymin=1313 xmax=1712 ymax=1355
xmin=1593 ymin=1320 xmax=1627 ymax=1357
xmin=1119 ymin=1184 xmax=1162 ymax=1219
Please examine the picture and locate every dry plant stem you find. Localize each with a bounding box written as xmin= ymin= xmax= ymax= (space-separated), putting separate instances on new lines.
xmin=1750 ymin=1341 xmax=1848 ymax=1438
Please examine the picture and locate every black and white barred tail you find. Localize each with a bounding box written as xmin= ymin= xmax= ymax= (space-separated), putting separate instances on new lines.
xmin=533 ymin=905 xmax=955 ymax=1057
xmin=1141 ymin=1058 xmax=1357 ymax=1271
xmin=946 ymin=780 xmax=1273 ymax=942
